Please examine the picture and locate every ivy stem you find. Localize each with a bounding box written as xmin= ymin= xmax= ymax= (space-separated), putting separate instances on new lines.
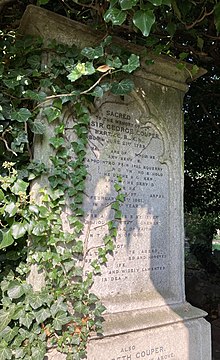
xmin=33 ymin=70 xmax=112 ymax=111
xmin=0 ymin=128 xmax=17 ymax=156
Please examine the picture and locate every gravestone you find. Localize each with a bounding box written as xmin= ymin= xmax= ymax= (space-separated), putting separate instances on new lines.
xmin=19 ymin=5 xmax=211 ymax=360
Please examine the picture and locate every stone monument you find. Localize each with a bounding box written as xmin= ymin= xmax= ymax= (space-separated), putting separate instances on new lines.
xmin=19 ymin=5 xmax=211 ymax=359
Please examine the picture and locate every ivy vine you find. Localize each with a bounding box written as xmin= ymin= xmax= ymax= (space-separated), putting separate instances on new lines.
xmin=0 ymin=29 xmax=139 ymax=359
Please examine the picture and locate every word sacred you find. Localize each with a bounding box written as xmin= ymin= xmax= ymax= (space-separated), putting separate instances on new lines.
xmin=106 ymin=110 xmax=131 ymax=120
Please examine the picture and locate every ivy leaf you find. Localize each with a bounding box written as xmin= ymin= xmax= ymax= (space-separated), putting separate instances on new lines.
xmin=11 ymin=131 xmax=28 ymax=153
xmin=4 ymin=202 xmax=18 ymax=217
xmin=166 ymin=22 xmax=176 ymax=37
xmin=179 ymin=52 xmax=188 ymax=60
xmin=72 ymin=240 xmax=83 ymax=253
xmin=67 ymin=62 xmax=95 ymax=82
xmin=11 ymin=222 xmax=27 ymax=239
xmin=0 ymin=346 xmax=12 ymax=360
xmin=55 ymin=123 xmax=65 ymax=135
xmin=50 ymin=298 xmax=67 ymax=317
xmin=35 ymin=308 xmax=51 ymax=324
xmin=105 ymin=240 xmax=114 ymax=251
xmin=25 ymin=90 xmax=46 ymax=102
xmin=27 ymin=54 xmax=41 ymax=68
xmin=31 ymin=345 xmax=46 ymax=360
xmin=111 ymin=201 xmax=120 ymax=211
xmin=63 ymin=260 xmax=76 ymax=273
xmin=53 ymin=98 xmax=63 ymax=110
xmin=106 ymin=57 xmax=122 ymax=69
xmin=119 ymin=0 xmax=138 ymax=10
xmin=104 ymin=235 xmax=112 ymax=244
xmin=104 ymin=8 xmax=127 ymax=25
xmin=176 ymin=62 xmax=185 ymax=70
xmin=88 ymin=293 xmax=99 ymax=303
xmin=43 ymin=107 xmax=61 ymax=123
xmin=40 ymin=78 xmax=52 ymax=87
xmin=110 ymin=79 xmax=134 ymax=95
xmin=29 ymin=120 xmax=46 ymax=134
xmin=94 ymin=303 xmax=106 ymax=316
xmin=53 ymin=311 xmax=71 ymax=331
xmin=67 ymin=67 xmax=83 ymax=82
xmin=101 ymin=35 xmax=112 ymax=47
xmin=91 ymin=86 xmax=104 ymax=98
xmin=13 ymin=348 xmax=25 ymax=359
xmin=116 ymin=193 xmax=126 ymax=202
xmin=11 ymin=108 xmax=32 ymax=122
xmin=114 ymin=210 xmax=122 ymax=219
xmin=29 ymin=293 xmax=45 ymax=310
xmin=197 ymin=37 xmax=204 ymax=51
xmin=148 ymin=0 xmax=163 ymax=5
xmin=0 ymin=230 xmax=14 ymax=250
xmin=49 ymin=137 xmax=65 ymax=149
xmin=110 ymin=227 xmax=117 ymax=237
xmin=171 ymin=0 xmax=181 ymax=20
xmin=191 ymin=65 xmax=199 ymax=76
xmin=214 ymin=2 xmax=220 ymax=34
xmin=32 ymin=220 xmax=47 ymax=236
xmin=73 ymin=193 xmax=83 ymax=204
xmin=122 ymin=54 xmax=140 ymax=73
xmin=11 ymin=305 xmax=23 ymax=321
xmin=11 ymin=179 xmax=28 ymax=195
xmin=19 ymin=312 xmax=35 ymax=329
xmin=108 ymin=220 xmax=117 ymax=230
xmin=0 ymin=326 xmax=18 ymax=343
xmin=7 ymin=281 xmax=25 ymax=299
xmin=74 ymin=301 xmax=86 ymax=314
xmin=0 ymin=309 xmax=14 ymax=333
xmin=0 ymin=189 xmax=4 ymax=202
xmin=81 ymin=46 xmax=104 ymax=60
xmin=3 ymin=78 xmax=19 ymax=89
xmin=133 ymin=10 xmax=155 ymax=36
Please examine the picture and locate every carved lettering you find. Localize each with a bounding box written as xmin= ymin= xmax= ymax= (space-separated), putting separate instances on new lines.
xmin=76 ymin=98 xmax=171 ymax=304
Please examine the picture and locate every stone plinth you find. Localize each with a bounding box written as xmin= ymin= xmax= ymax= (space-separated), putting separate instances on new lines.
xmin=19 ymin=5 xmax=211 ymax=360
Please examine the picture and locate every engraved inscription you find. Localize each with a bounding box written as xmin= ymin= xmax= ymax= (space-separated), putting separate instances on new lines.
xmin=110 ymin=344 xmax=175 ymax=360
xmin=79 ymin=97 xmax=170 ymax=303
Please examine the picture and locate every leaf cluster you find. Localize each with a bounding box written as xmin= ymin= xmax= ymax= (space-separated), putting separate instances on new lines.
xmin=0 ymin=30 xmax=138 ymax=359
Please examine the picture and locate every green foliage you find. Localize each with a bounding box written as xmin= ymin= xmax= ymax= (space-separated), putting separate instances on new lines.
xmin=185 ymin=210 xmax=220 ymax=272
xmin=110 ymin=78 xmax=134 ymax=94
xmin=133 ymin=10 xmax=155 ymax=36
xmin=104 ymin=7 xmax=127 ymax=26
xmin=0 ymin=29 xmax=133 ymax=359
xmin=0 ymin=0 xmax=219 ymax=357
xmin=214 ymin=2 xmax=220 ymax=34
xmin=184 ymin=68 xmax=220 ymax=216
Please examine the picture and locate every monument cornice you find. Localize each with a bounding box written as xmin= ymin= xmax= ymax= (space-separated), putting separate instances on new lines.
xmin=19 ymin=5 xmax=206 ymax=93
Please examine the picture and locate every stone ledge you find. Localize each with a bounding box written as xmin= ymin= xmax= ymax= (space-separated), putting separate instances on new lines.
xmin=94 ymin=302 xmax=208 ymax=338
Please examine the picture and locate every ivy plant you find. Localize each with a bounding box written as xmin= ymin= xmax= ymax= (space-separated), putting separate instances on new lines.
xmin=0 ymin=30 xmax=136 ymax=359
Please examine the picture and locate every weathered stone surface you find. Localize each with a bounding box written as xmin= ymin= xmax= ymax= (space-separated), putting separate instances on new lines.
xmin=19 ymin=5 xmax=211 ymax=360
xmin=88 ymin=317 xmax=211 ymax=360
xmin=78 ymin=91 xmax=184 ymax=313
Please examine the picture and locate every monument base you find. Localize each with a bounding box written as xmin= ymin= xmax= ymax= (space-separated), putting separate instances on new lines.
xmin=87 ymin=303 xmax=211 ymax=360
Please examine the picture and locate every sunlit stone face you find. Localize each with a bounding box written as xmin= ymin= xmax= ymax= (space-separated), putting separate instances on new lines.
xmin=65 ymin=94 xmax=171 ymax=311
